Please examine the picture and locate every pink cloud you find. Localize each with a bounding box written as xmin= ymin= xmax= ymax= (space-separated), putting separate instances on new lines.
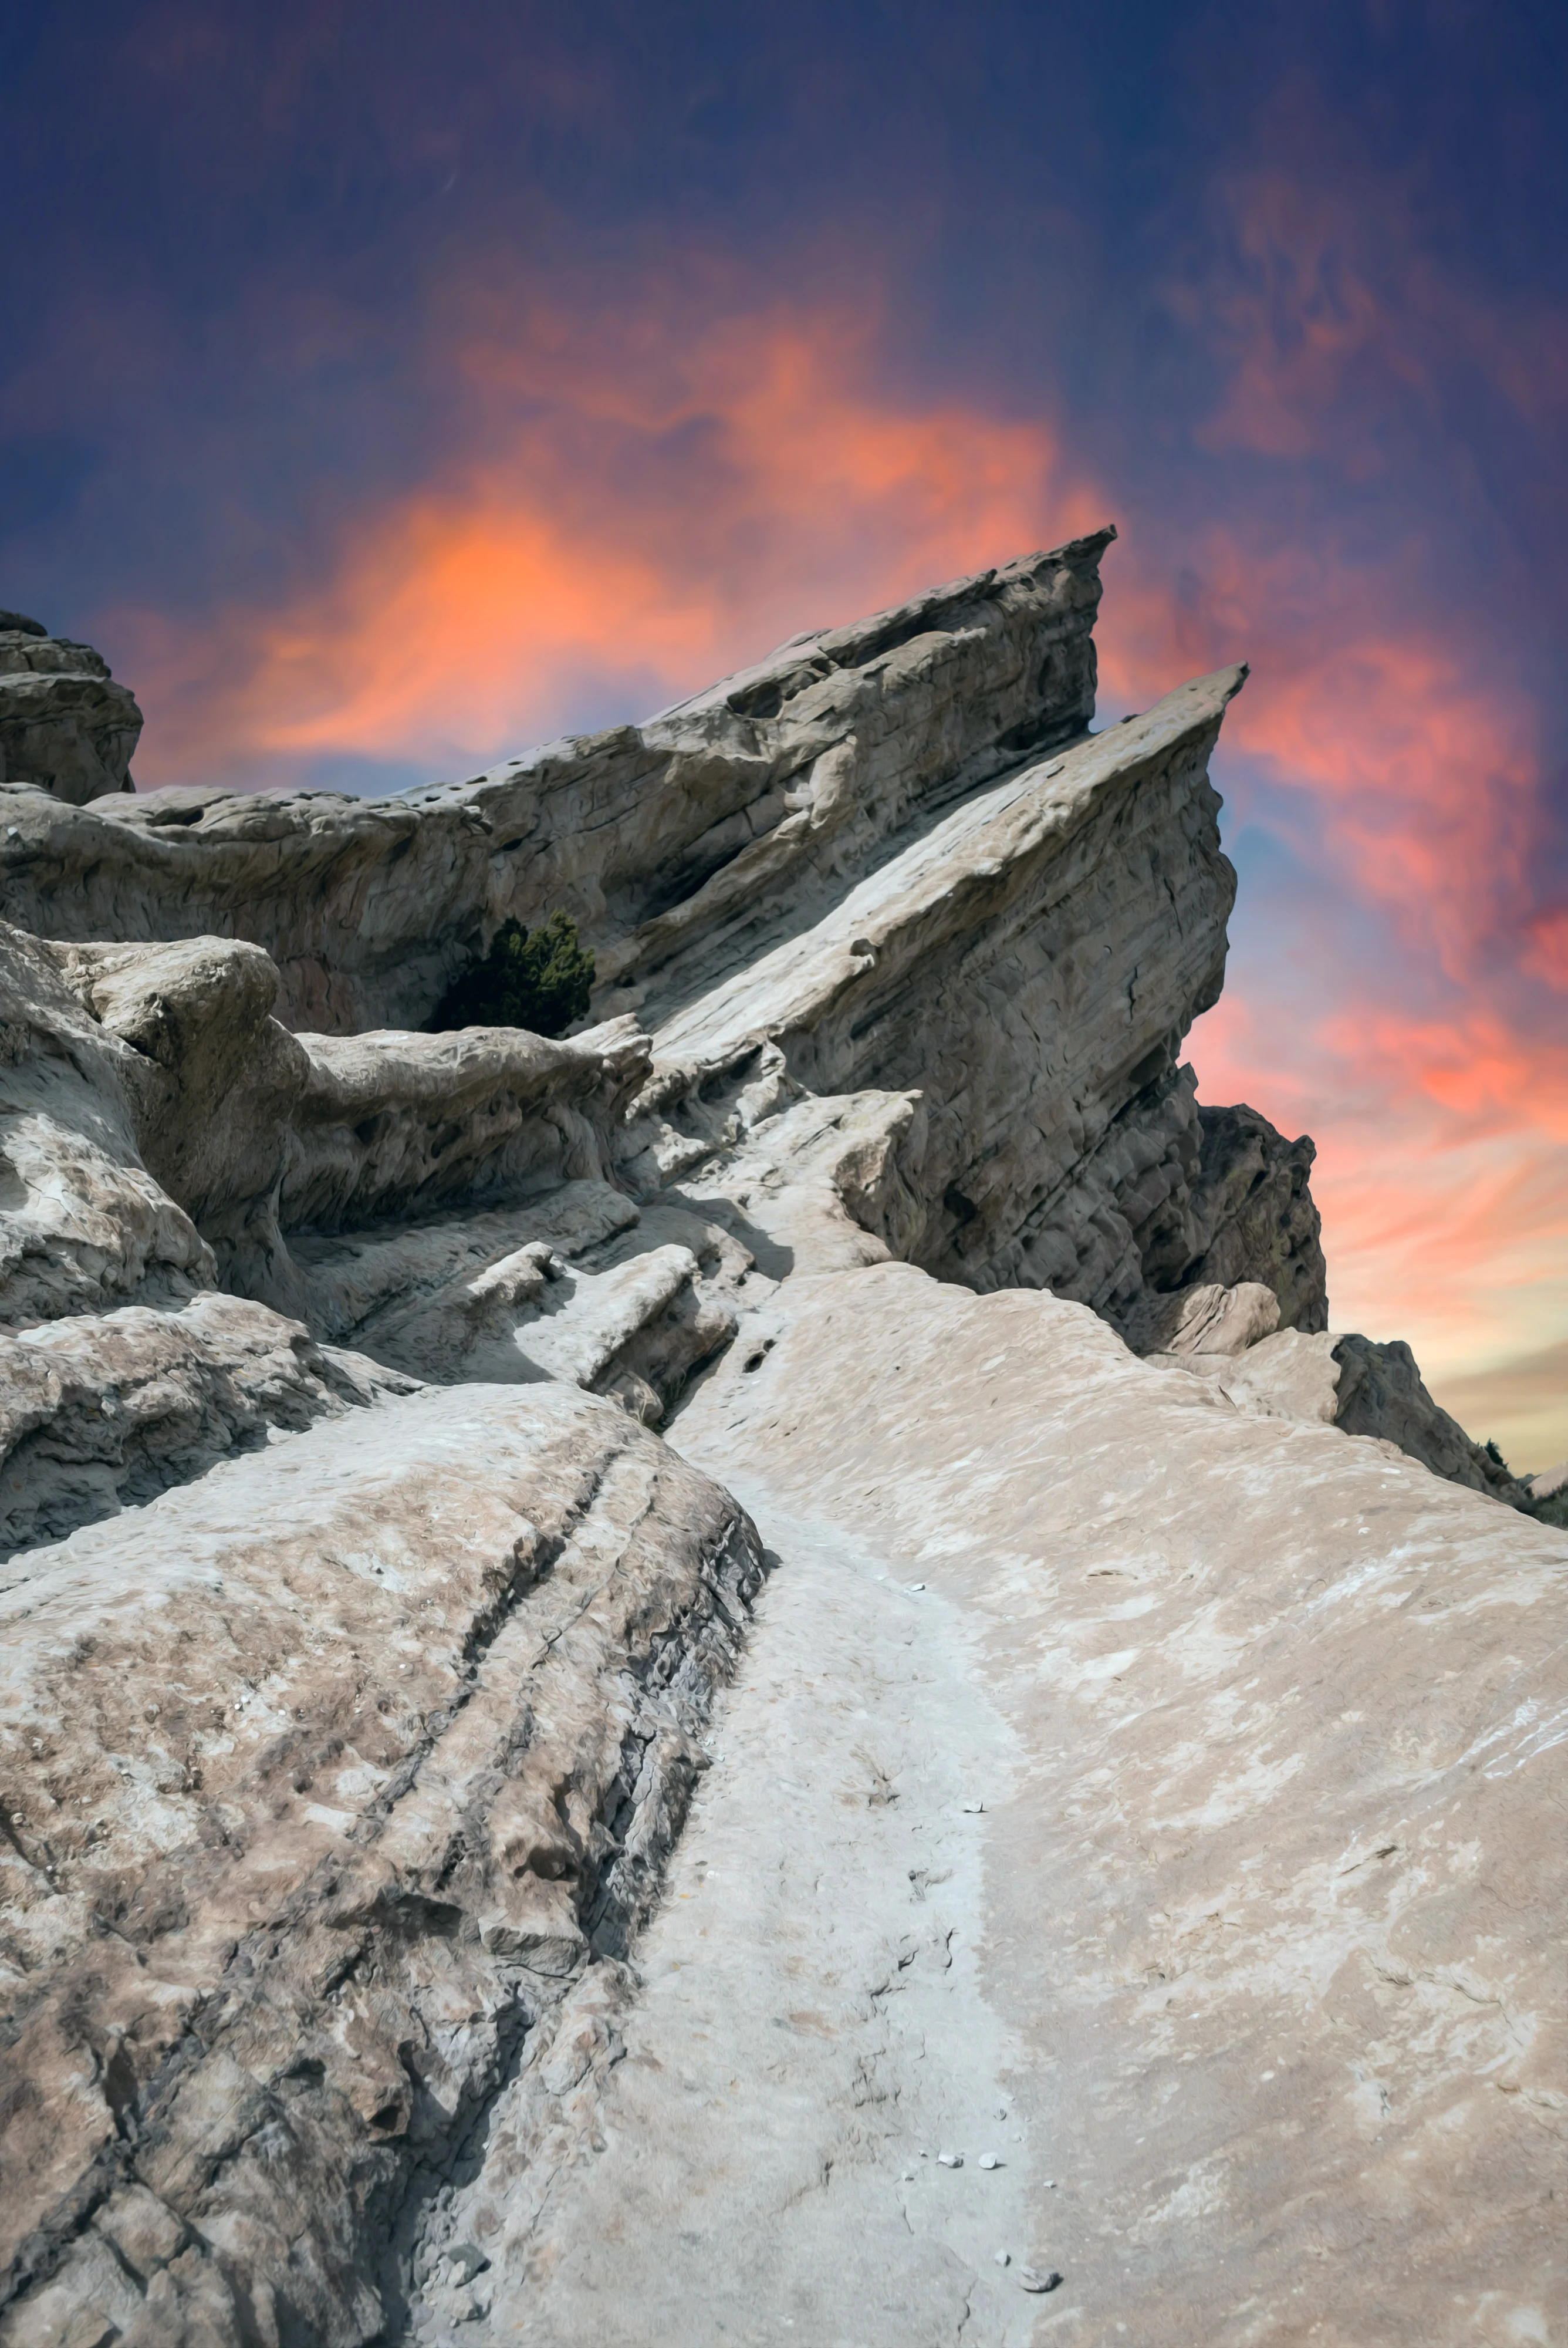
xmin=117 ymin=295 xmax=1104 ymax=788
xmin=97 ymin=262 xmax=1563 ymax=1452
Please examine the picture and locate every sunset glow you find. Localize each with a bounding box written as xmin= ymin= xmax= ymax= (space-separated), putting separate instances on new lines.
xmin=6 ymin=2 xmax=1563 ymax=1466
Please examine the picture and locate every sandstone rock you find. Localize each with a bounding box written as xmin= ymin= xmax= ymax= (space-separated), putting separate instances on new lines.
xmin=640 ymin=668 xmax=1248 ymax=1320
xmin=0 ymin=623 xmax=142 ymax=803
xmin=1149 ymin=1321 xmax=1346 ymax=1425
xmin=1141 ymin=1314 xmax=1535 ymax=1501
xmin=0 ymin=1291 xmax=414 ymax=1557
xmin=1177 ymin=1101 xmax=1327 ymax=1328
xmin=0 ymin=923 xmax=212 ymax=1328
xmin=344 ymin=1234 xmax=735 ymax=1423
xmin=0 ymin=539 xmax=1327 ymax=1379
xmin=0 ymin=1383 xmax=762 ymax=2341
xmin=0 ymin=539 xmax=1546 ymax=2347
xmin=1333 ymin=1330 xmax=1526 ymax=1501
xmin=1126 ymin=1276 xmax=1281 ymax=1356
xmin=561 ymin=1262 xmax=1559 ymax=2348
xmin=0 ymin=538 xmax=1111 ymax=1032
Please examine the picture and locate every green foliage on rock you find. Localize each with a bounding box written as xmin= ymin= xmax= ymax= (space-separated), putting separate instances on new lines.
xmin=428 ymin=912 xmax=595 ymax=1039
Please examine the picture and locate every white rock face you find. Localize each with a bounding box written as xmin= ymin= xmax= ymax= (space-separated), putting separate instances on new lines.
xmin=554 ymin=1267 xmax=1556 ymax=2348
xmin=0 ymin=536 xmax=1554 ymax=2347
xmin=0 ymin=1385 xmax=763 ymax=2340
xmin=0 ymin=1290 xmax=414 ymax=1554
xmin=0 ymin=539 xmax=1111 ymax=1032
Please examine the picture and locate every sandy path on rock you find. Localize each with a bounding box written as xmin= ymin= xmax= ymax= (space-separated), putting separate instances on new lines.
xmin=449 ymin=1496 xmax=1056 ymax=2348
xmin=417 ymin=1265 xmax=1563 ymax=2348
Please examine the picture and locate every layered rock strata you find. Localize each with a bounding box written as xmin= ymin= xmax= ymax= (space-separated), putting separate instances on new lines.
xmin=1 ymin=1386 xmax=763 ymax=2344
xmin=0 ymin=535 xmax=1556 ymax=2347
xmin=0 ymin=538 xmax=1111 ymax=1033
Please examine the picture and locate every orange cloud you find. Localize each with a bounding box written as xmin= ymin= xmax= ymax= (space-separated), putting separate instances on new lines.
xmin=1096 ymin=525 xmax=1542 ymax=985
xmin=123 ymin=298 xmax=1104 ymax=787
xmin=103 ymin=269 xmax=1563 ymax=1456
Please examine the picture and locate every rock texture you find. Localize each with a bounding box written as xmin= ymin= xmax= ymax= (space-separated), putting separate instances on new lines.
xmin=1 ymin=534 xmax=1558 ymax=2347
xmin=1 ymin=1385 xmax=762 ymax=2344
xmin=0 ymin=618 xmax=142 ymax=803
xmin=0 ymin=539 xmax=1110 ymax=1032
xmin=1140 ymin=1098 xmax=1328 ymax=1334
xmin=1138 ymin=1310 xmax=1530 ymax=1503
xmin=0 ymin=1292 xmax=413 ymax=1555
xmin=551 ymin=1267 xmax=1555 ymax=2348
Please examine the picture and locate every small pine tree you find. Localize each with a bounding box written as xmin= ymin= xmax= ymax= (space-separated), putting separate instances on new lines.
xmin=1484 ymin=1438 xmax=1510 ymax=1472
xmin=428 ymin=913 xmax=596 ymax=1039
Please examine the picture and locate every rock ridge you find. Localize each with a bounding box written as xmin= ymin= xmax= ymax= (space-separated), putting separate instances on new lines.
xmin=0 ymin=532 xmax=1557 ymax=2346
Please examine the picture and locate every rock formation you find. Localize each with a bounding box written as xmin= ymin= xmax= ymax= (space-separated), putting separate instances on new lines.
xmin=0 ymin=538 xmax=1559 ymax=2346
xmin=0 ymin=615 xmax=142 ymax=803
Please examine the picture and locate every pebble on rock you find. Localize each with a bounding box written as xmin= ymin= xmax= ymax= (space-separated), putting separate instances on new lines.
xmin=937 ymin=2150 xmax=963 ymax=2168
xmin=1017 ymin=2266 xmax=1063 ymax=2294
xmin=978 ymin=2153 xmax=1002 ymax=2169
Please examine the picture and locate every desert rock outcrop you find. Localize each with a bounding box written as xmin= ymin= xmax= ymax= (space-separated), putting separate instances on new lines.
xmin=0 ymin=616 xmax=142 ymax=803
xmin=0 ymin=537 xmax=1559 ymax=2347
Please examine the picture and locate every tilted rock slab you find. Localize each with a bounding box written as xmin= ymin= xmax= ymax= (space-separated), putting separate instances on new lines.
xmin=0 ymin=535 xmax=1326 ymax=1354
xmin=643 ymin=666 xmax=1261 ymax=1317
xmin=555 ymin=1263 xmax=1562 ymax=2348
xmin=0 ymin=539 xmax=1110 ymax=1033
xmin=0 ymin=536 xmax=1545 ymax=2345
xmin=0 ymin=1384 xmax=762 ymax=2345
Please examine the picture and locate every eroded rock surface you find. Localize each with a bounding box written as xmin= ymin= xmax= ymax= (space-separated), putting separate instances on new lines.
xmin=1 ymin=1385 xmax=762 ymax=2344
xmin=0 ymin=1291 xmax=414 ymax=1555
xmin=1 ymin=535 xmax=1556 ymax=2347
xmin=0 ymin=539 xmax=1110 ymax=1032
xmin=555 ymin=1267 xmax=1556 ymax=2348
xmin=1138 ymin=1303 xmax=1530 ymax=1503
xmin=0 ymin=618 xmax=142 ymax=803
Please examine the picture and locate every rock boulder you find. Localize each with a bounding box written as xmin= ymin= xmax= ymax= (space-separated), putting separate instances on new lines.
xmin=0 ymin=619 xmax=142 ymax=802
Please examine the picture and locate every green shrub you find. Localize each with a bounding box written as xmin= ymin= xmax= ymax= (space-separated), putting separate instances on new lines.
xmin=428 ymin=913 xmax=595 ymax=1039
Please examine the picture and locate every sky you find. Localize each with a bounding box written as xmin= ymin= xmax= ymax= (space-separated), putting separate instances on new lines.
xmin=2 ymin=0 xmax=1564 ymax=1469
